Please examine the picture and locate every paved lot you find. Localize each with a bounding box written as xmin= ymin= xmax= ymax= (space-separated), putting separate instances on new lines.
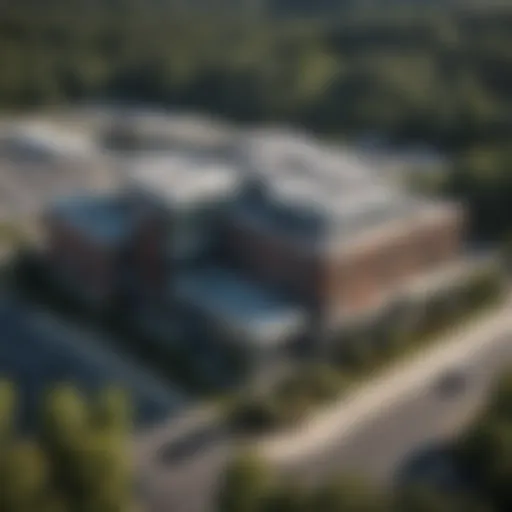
xmin=0 ymin=296 xmax=184 ymax=430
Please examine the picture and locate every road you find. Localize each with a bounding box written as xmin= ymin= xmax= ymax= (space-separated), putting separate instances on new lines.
xmin=136 ymin=299 xmax=512 ymax=512
xmin=134 ymin=405 xmax=232 ymax=512
xmin=283 ymin=330 xmax=512 ymax=488
xmin=259 ymin=297 xmax=512 ymax=463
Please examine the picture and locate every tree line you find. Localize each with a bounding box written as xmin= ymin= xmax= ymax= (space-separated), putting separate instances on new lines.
xmin=1 ymin=6 xmax=512 ymax=151
xmin=4 ymin=3 xmax=512 ymax=242
xmin=0 ymin=379 xmax=138 ymax=512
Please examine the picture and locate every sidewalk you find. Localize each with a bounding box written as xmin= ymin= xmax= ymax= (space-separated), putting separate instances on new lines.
xmin=256 ymin=296 xmax=512 ymax=464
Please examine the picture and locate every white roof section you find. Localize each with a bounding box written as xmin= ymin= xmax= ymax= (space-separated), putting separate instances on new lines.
xmin=105 ymin=109 xmax=236 ymax=152
xmin=240 ymin=126 xmax=410 ymax=212
xmin=240 ymin=127 xmax=325 ymax=180
xmin=1 ymin=122 xmax=96 ymax=160
xmin=162 ymin=112 xmax=235 ymax=147
xmin=0 ymin=110 xmax=453 ymax=254
xmin=0 ymin=118 xmax=118 ymax=222
xmin=232 ymin=126 xmax=428 ymax=251
xmin=241 ymin=127 xmax=378 ymax=184
xmin=127 ymin=154 xmax=240 ymax=208
xmin=174 ymin=267 xmax=306 ymax=348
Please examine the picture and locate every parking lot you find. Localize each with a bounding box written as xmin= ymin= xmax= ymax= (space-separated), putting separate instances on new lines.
xmin=0 ymin=295 xmax=184 ymax=431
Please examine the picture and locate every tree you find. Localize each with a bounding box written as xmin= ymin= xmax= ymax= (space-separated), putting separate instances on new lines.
xmin=310 ymin=474 xmax=390 ymax=512
xmin=455 ymin=369 xmax=512 ymax=509
xmin=500 ymin=233 xmax=512 ymax=272
xmin=0 ymin=441 xmax=51 ymax=512
xmin=39 ymin=492 xmax=71 ymax=512
xmin=488 ymin=371 xmax=512 ymax=420
xmin=94 ymin=386 xmax=133 ymax=434
xmin=342 ymin=336 xmax=375 ymax=372
xmin=384 ymin=325 xmax=410 ymax=356
xmin=262 ymin=481 xmax=309 ymax=512
xmin=42 ymin=385 xmax=88 ymax=434
xmin=301 ymin=363 xmax=346 ymax=403
xmin=0 ymin=379 xmax=16 ymax=443
xmin=1 ymin=1 xmax=512 ymax=161
xmin=395 ymin=485 xmax=492 ymax=512
xmin=396 ymin=486 xmax=449 ymax=512
xmin=217 ymin=451 xmax=271 ymax=512
xmin=0 ymin=380 xmax=137 ymax=512
xmin=230 ymin=395 xmax=282 ymax=433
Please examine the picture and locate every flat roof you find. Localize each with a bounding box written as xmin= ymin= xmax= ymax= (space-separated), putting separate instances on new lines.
xmin=127 ymin=154 xmax=240 ymax=209
xmin=2 ymin=122 xmax=96 ymax=159
xmin=232 ymin=125 xmax=434 ymax=253
xmin=28 ymin=113 xmax=459 ymax=256
xmin=174 ymin=267 xmax=306 ymax=347
xmin=103 ymin=109 xmax=236 ymax=153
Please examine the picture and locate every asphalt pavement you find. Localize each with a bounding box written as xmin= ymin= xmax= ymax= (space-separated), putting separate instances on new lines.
xmin=0 ymin=296 xmax=184 ymax=429
xmin=260 ymin=297 xmax=512 ymax=462
xmin=136 ymin=309 xmax=512 ymax=512
xmin=283 ymin=330 xmax=512 ymax=488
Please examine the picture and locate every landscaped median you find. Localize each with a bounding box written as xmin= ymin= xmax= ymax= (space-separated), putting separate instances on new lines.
xmin=226 ymin=262 xmax=508 ymax=437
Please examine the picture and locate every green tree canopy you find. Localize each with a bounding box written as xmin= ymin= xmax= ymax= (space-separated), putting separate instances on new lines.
xmin=217 ymin=451 xmax=271 ymax=512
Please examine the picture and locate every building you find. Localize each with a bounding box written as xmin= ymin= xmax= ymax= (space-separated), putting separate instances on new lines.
xmin=0 ymin=121 xmax=118 ymax=221
xmin=42 ymin=123 xmax=470 ymax=376
xmin=44 ymin=194 xmax=136 ymax=306
xmin=225 ymin=130 xmax=465 ymax=326
xmin=101 ymin=109 xmax=235 ymax=156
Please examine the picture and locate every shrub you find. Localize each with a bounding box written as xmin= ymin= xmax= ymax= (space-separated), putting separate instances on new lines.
xmin=462 ymin=265 xmax=504 ymax=309
xmin=217 ymin=452 xmax=271 ymax=512
xmin=419 ymin=295 xmax=449 ymax=334
xmin=229 ymin=396 xmax=282 ymax=434
xmin=277 ymin=363 xmax=344 ymax=403
xmin=384 ymin=326 xmax=411 ymax=356
xmin=342 ymin=337 xmax=375 ymax=372
xmin=302 ymin=364 xmax=347 ymax=403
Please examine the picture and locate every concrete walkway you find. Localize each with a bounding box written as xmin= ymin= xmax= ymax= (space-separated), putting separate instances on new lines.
xmin=256 ymin=296 xmax=512 ymax=464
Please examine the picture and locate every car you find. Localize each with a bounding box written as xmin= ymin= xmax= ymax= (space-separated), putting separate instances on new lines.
xmin=157 ymin=427 xmax=221 ymax=465
xmin=435 ymin=368 xmax=468 ymax=397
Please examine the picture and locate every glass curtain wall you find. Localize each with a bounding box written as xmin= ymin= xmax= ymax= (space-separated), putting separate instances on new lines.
xmin=169 ymin=199 xmax=231 ymax=268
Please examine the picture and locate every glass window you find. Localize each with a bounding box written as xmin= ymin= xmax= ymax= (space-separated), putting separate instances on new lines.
xmin=169 ymin=206 xmax=219 ymax=262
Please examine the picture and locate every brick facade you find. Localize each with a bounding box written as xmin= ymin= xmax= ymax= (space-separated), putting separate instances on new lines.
xmin=317 ymin=206 xmax=466 ymax=320
xmin=131 ymin=213 xmax=168 ymax=295
xmin=223 ymin=222 xmax=318 ymax=302
xmin=44 ymin=189 xmax=466 ymax=330
xmin=225 ymin=204 xmax=466 ymax=323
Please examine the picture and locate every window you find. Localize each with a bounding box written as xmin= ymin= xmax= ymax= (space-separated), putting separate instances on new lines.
xmin=169 ymin=205 xmax=219 ymax=263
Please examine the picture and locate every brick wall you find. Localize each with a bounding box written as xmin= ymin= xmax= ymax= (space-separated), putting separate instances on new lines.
xmin=131 ymin=212 xmax=168 ymax=295
xmin=223 ymin=222 xmax=317 ymax=301
xmin=318 ymin=205 xmax=466 ymax=320
xmin=225 ymin=204 xmax=466 ymax=322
